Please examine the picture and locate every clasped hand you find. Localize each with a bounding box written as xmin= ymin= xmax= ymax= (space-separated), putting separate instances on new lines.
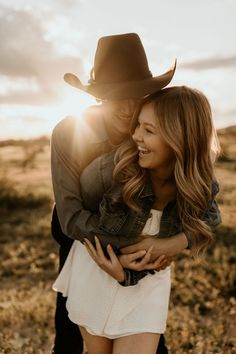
xmin=84 ymin=236 xmax=172 ymax=282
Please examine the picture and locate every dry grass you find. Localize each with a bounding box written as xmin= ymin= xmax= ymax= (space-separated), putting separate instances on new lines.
xmin=0 ymin=131 xmax=235 ymax=354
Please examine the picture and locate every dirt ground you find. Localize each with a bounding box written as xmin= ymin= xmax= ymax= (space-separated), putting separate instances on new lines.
xmin=0 ymin=130 xmax=235 ymax=354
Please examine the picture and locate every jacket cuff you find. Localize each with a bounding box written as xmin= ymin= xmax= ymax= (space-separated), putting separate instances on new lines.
xmin=119 ymin=269 xmax=152 ymax=287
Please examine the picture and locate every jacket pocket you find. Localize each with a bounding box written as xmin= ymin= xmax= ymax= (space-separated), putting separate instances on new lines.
xmin=98 ymin=195 xmax=128 ymax=234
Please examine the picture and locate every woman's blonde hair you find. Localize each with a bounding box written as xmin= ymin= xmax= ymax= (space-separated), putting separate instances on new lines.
xmin=113 ymin=86 xmax=220 ymax=256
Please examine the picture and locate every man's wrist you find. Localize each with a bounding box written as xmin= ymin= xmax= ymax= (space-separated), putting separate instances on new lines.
xmin=178 ymin=232 xmax=189 ymax=249
xmin=159 ymin=233 xmax=188 ymax=257
xmin=183 ymin=231 xmax=193 ymax=249
xmin=172 ymin=232 xmax=189 ymax=254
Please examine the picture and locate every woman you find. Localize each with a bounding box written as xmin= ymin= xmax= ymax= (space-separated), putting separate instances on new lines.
xmin=53 ymin=86 xmax=221 ymax=354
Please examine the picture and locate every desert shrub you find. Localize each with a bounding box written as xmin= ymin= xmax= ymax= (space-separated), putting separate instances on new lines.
xmin=217 ymin=153 xmax=234 ymax=163
xmin=20 ymin=145 xmax=44 ymax=170
xmin=0 ymin=178 xmax=51 ymax=209
xmin=0 ymin=136 xmax=49 ymax=148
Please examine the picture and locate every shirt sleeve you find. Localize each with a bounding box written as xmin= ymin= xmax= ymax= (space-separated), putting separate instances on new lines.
xmin=119 ymin=269 xmax=156 ymax=287
xmin=51 ymin=117 xmax=112 ymax=245
xmin=50 ymin=117 xmax=135 ymax=250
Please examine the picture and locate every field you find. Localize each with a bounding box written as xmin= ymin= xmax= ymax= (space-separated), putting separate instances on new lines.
xmin=0 ymin=130 xmax=235 ymax=354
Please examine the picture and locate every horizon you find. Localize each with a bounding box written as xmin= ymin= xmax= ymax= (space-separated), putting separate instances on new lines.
xmin=0 ymin=122 xmax=235 ymax=143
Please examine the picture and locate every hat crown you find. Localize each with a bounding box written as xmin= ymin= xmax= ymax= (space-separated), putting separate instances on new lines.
xmin=92 ymin=33 xmax=152 ymax=84
xmin=64 ymin=32 xmax=176 ymax=100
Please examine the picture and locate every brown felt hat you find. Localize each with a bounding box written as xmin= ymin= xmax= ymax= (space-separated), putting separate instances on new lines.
xmin=64 ymin=33 xmax=176 ymax=100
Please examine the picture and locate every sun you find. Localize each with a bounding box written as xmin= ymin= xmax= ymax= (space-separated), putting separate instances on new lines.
xmin=50 ymin=88 xmax=96 ymax=123
xmin=0 ymin=88 xmax=96 ymax=140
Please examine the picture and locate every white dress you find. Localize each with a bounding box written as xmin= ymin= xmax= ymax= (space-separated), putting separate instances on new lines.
xmin=53 ymin=209 xmax=171 ymax=338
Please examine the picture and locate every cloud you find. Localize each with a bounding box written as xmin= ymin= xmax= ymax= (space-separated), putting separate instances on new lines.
xmin=0 ymin=6 xmax=83 ymax=104
xmin=51 ymin=0 xmax=80 ymax=8
xmin=180 ymin=55 xmax=236 ymax=70
xmin=0 ymin=8 xmax=49 ymax=77
xmin=217 ymin=107 xmax=236 ymax=118
xmin=0 ymin=88 xmax=57 ymax=105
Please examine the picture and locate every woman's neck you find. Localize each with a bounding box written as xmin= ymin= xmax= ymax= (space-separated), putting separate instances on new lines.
xmin=149 ymin=170 xmax=177 ymax=210
xmin=149 ymin=166 xmax=175 ymax=187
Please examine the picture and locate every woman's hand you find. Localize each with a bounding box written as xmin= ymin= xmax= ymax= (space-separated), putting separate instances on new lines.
xmin=119 ymin=248 xmax=173 ymax=271
xmin=84 ymin=236 xmax=125 ymax=282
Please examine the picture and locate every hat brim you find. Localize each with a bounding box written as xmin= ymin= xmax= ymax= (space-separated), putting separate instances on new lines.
xmin=64 ymin=60 xmax=176 ymax=100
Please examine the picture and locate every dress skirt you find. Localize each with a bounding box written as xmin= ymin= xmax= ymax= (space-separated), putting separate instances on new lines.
xmin=53 ymin=209 xmax=171 ymax=338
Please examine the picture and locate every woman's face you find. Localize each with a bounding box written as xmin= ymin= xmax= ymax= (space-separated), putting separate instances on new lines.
xmin=132 ymin=102 xmax=175 ymax=172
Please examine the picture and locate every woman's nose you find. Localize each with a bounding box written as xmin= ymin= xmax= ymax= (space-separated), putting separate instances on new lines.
xmin=132 ymin=126 xmax=143 ymax=142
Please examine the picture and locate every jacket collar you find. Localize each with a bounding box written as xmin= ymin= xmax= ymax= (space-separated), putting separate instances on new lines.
xmin=139 ymin=173 xmax=155 ymax=199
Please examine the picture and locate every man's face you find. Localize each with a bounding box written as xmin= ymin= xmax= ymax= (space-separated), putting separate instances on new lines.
xmin=103 ymin=99 xmax=139 ymax=139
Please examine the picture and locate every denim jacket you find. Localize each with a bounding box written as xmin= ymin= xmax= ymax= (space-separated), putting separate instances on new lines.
xmin=80 ymin=152 xmax=221 ymax=286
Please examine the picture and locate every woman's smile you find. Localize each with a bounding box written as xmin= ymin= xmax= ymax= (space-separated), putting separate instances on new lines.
xmin=137 ymin=145 xmax=151 ymax=156
xmin=133 ymin=103 xmax=175 ymax=172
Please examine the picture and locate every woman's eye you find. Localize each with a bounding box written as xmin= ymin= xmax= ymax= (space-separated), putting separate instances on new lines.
xmin=145 ymin=128 xmax=153 ymax=134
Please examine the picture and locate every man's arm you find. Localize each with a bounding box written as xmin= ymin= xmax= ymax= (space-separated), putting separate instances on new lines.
xmin=51 ymin=117 xmax=92 ymax=236
xmin=120 ymin=232 xmax=188 ymax=261
xmin=51 ymin=116 xmax=136 ymax=250
xmin=120 ymin=183 xmax=221 ymax=260
xmin=51 ymin=117 xmax=108 ymax=244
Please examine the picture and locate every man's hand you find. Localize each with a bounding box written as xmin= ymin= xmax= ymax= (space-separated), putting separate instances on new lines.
xmin=120 ymin=233 xmax=188 ymax=262
xmin=84 ymin=236 xmax=125 ymax=282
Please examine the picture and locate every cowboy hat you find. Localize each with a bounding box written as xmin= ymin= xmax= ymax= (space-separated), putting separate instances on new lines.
xmin=64 ymin=33 xmax=176 ymax=100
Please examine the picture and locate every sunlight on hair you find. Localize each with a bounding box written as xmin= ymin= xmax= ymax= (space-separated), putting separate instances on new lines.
xmin=210 ymin=131 xmax=221 ymax=162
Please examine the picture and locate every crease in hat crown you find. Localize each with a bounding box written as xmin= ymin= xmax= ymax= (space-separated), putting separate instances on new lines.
xmin=64 ymin=32 xmax=177 ymax=100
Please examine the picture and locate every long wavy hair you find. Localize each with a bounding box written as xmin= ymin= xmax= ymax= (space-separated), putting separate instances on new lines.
xmin=113 ymin=86 xmax=220 ymax=256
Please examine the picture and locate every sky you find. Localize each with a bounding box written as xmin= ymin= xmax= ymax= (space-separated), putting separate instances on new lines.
xmin=0 ymin=0 xmax=236 ymax=139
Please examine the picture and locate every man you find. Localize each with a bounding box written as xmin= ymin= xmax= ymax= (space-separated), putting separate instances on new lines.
xmin=50 ymin=33 xmax=187 ymax=354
